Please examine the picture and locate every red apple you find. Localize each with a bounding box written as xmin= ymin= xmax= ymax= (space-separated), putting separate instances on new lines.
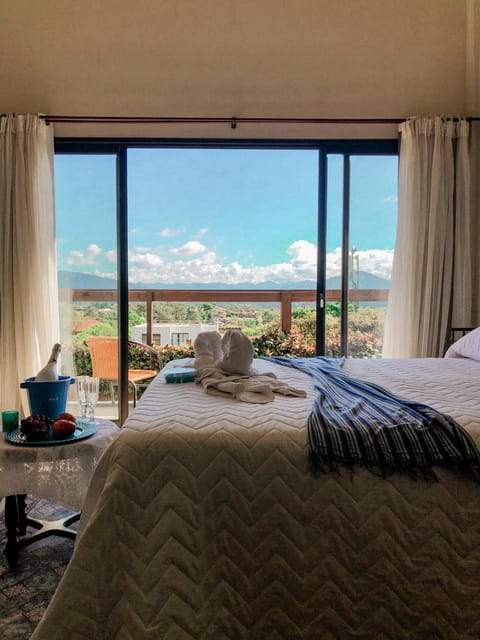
xmin=52 ymin=418 xmax=76 ymax=439
xmin=56 ymin=412 xmax=77 ymax=424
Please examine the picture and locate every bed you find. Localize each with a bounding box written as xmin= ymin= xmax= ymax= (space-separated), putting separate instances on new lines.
xmin=32 ymin=334 xmax=480 ymax=639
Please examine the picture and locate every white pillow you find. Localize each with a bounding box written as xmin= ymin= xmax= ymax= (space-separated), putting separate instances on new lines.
xmin=445 ymin=327 xmax=480 ymax=361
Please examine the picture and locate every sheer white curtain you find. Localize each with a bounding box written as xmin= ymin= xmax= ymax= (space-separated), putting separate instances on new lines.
xmin=383 ymin=117 xmax=472 ymax=358
xmin=0 ymin=114 xmax=60 ymax=416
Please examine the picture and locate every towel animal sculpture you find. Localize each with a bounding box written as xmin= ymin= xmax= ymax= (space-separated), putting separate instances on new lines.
xmin=192 ymin=329 xmax=306 ymax=403
xmin=218 ymin=329 xmax=255 ymax=375
xmin=193 ymin=330 xmax=223 ymax=370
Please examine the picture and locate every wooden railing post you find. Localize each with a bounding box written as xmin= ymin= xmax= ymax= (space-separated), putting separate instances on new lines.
xmin=146 ymin=292 xmax=154 ymax=346
xmin=280 ymin=291 xmax=293 ymax=333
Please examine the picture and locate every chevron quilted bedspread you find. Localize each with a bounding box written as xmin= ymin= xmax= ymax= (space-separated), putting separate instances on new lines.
xmin=32 ymin=357 xmax=480 ymax=640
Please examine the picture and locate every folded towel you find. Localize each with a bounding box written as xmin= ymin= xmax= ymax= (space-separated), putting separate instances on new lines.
xmin=196 ymin=367 xmax=307 ymax=404
xmin=193 ymin=331 xmax=223 ymax=370
xmin=217 ymin=329 xmax=254 ymax=376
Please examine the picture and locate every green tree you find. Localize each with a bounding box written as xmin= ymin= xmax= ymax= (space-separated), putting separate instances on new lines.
xmin=262 ymin=309 xmax=278 ymax=324
xmin=128 ymin=306 xmax=145 ymax=335
xmin=73 ymin=322 xmax=116 ymax=347
xmin=292 ymin=307 xmax=314 ymax=320
xmin=326 ymin=303 xmax=341 ymax=317
xmin=185 ymin=305 xmax=200 ymax=321
xmin=154 ymin=303 xmax=176 ymax=322
xmin=199 ymin=303 xmax=214 ymax=322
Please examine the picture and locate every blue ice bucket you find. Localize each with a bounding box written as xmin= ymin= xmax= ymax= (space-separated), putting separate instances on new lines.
xmin=20 ymin=376 xmax=75 ymax=421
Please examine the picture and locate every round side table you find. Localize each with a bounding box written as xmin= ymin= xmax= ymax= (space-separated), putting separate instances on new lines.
xmin=0 ymin=418 xmax=118 ymax=567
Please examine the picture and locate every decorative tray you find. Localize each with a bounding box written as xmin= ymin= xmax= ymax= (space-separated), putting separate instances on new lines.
xmin=5 ymin=423 xmax=97 ymax=446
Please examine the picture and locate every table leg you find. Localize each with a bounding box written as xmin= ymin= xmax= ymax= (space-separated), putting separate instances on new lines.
xmin=16 ymin=493 xmax=27 ymax=535
xmin=3 ymin=495 xmax=80 ymax=568
xmin=3 ymin=494 xmax=25 ymax=568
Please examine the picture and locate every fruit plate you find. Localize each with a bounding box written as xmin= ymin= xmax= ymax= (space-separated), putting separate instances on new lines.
xmin=5 ymin=423 xmax=97 ymax=446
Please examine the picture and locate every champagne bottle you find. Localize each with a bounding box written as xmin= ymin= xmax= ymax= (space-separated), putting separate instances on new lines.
xmin=35 ymin=343 xmax=61 ymax=382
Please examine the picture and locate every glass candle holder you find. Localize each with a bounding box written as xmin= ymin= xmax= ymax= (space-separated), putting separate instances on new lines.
xmin=2 ymin=410 xmax=19 ymax=433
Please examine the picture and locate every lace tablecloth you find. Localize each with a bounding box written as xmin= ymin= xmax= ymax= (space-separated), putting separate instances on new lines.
xmin=0 ymin=419 xmax=119 ymax=510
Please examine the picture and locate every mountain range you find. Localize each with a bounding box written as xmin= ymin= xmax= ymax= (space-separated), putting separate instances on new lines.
xmin=58 ymin=270 xmax=390 ymax=290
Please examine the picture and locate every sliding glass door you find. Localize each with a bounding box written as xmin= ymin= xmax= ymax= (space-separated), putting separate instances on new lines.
xmin=54 ymin=150 xmax=120 ymax=421
xmin=54 ymin=139 xmax=398 ymax=424
xmin=126 ymin=146 xmax=319 ymax=355
xmin=323 ymin=144 xmax=398 ymax=357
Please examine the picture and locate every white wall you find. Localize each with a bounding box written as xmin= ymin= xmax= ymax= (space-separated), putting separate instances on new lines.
xmin=132 ymin=323 xmax=219 ymax=346
xmin=1 ymin=0 xmax=475 ymax=139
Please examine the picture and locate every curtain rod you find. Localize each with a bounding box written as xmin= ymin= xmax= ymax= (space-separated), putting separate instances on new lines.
xmin=40 ymin=115 xmax=407 ymax=127
xmin=2 ymin=114 xmax=477 ymax=126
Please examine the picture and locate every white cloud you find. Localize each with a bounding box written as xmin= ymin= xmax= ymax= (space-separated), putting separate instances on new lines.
xmin=325 ymin=247 xmax=394 ymax=280
xmin=170 ymin=240 xmax=206 ymax=256
xmin=358 ymin=248 xmax=394 ymax=279
xmin=104 ymin=250 xmax=116 ymax=263
xmin=127 ymin=241 xmax=313 ymax=284
xmin=325 ymin=247 xmax=342 ymax=276
xmin=287 ymin=240 xmax=317 ymax=265
xmin=66 ymin=240 xmax=394 ymax=285
xmin=66 ymin=243 xmax=102 ymax=266
xmin=160 ymin=225 xmax=186 ymax=238
xmin=131 ymin=245 xmax=155 ymax=253
xmin=128 ymin=251 xmax=165 ymax=267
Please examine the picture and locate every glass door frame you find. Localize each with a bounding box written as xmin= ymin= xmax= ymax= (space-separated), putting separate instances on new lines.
xmin=318 ymin=140 xmax=399 ymax=356
xmin=55 ymin=137 xmax=398 ymax=423
xmin=55 ymin=140 xmax=129 ymax=424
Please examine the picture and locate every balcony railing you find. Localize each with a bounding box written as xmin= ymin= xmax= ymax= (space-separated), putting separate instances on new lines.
xmin=68 ymin=288 xmax=389 ymax=345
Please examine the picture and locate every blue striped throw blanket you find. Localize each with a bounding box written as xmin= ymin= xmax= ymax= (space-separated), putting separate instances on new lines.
xmin=266 ymin=356 xmax=480 ymax=482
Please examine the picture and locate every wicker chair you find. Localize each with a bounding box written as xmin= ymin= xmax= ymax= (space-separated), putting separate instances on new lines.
xmin=85 ymin=336 xmax=160 ymax=407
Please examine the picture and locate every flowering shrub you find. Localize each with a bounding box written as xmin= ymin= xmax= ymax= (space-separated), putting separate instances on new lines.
xmin=253 ymin=308 xmax=386 ymax=359
xmin=159 ymin=343 xmax=195 ymax=365
xmin=251 ymin=329 xmax=315 ymax=358
xmin=129 ymin=342 xmax=162 ymax=370
xmin=332 ymin=308 xmax=385 ymax=358
xmin=73 ymin=345 xmax=92 ymax=376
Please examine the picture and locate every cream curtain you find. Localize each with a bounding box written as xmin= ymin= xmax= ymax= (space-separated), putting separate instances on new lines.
xmin=464 ymin=121 xmax=480 ymax=325
xmin=383 ymin=117 xmax=473 ymax=358
xmin=0 ymin=114 xmax=60 ymax=416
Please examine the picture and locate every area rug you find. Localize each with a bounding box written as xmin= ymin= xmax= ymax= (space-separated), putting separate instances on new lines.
xmin=0 ymin=498 xmax=76 ymax=640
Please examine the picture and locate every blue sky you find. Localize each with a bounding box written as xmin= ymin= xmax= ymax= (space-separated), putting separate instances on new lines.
xmin=55 ymin=149 xmax=398 ymax=284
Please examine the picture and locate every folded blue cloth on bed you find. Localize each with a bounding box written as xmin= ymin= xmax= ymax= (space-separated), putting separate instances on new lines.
xmin=266 ymin=356 xmax=480 ymax=483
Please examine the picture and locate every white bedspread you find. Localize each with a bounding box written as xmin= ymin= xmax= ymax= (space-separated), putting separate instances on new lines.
xmin=32 ymin=357 xmax=480 ymax=639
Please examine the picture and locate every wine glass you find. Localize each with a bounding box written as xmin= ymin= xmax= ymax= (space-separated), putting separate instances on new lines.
xmin=75 ymin=376 xmax=90 ymax=426
xmin=86 ymin=377 xmax=99 ymax=425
